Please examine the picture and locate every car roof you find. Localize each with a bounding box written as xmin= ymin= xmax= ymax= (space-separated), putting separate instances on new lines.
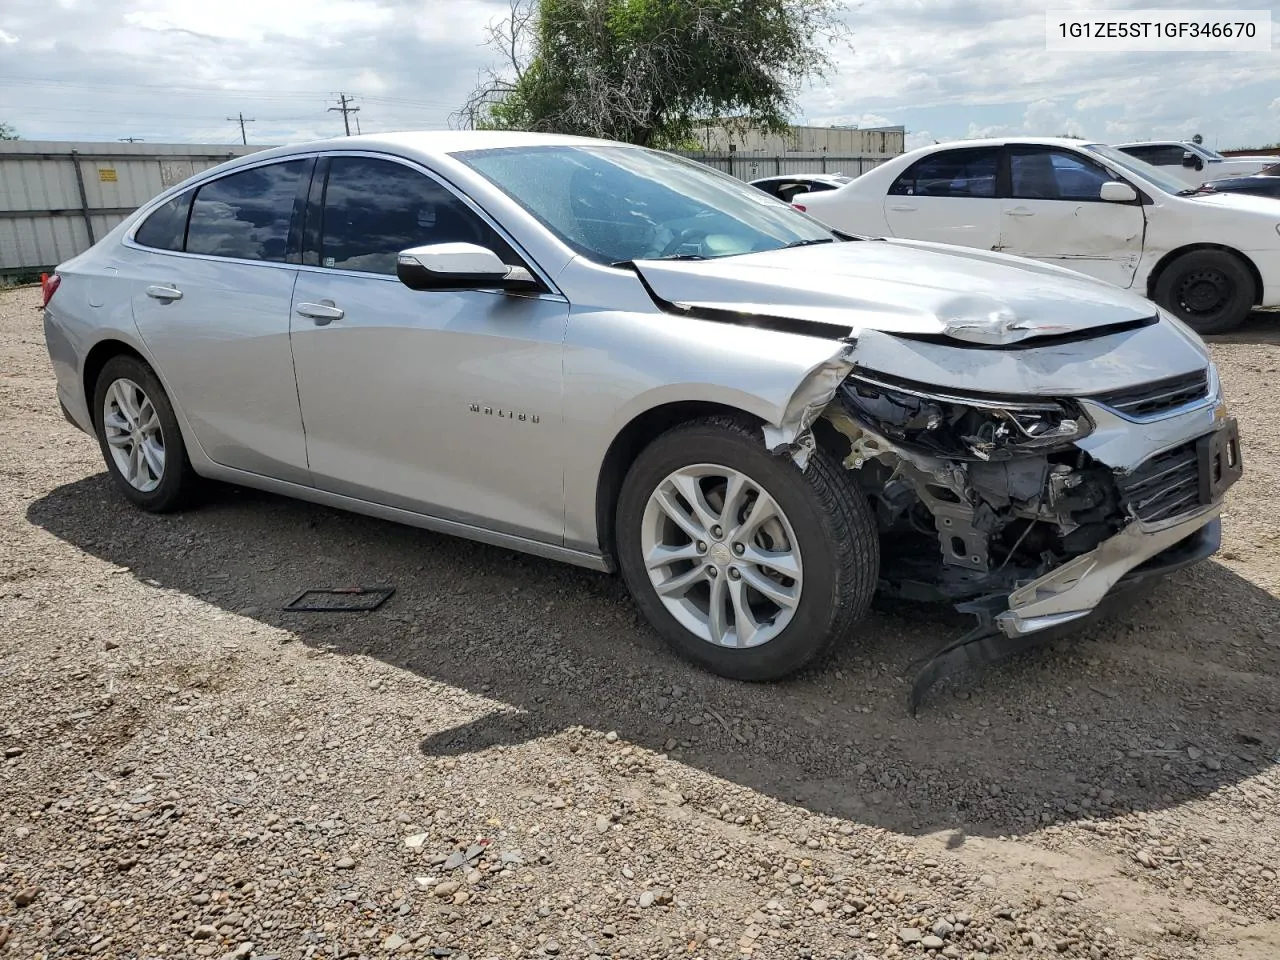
xmin=1113 ymin=140 xmax=1188 ymax=148
xmin=907 ymin=137 xmax=1106 ymax=152
xmin=179 ymin=130 xmax=637 ymax=180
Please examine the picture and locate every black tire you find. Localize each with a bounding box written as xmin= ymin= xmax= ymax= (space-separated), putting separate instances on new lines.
xmin=615 ymin=416 xmax=879 ymax=681
xmin=1153 ymin=249 xmax=1255 ymax=334
xmin=92 ymin=353 xmax=198 ymax=512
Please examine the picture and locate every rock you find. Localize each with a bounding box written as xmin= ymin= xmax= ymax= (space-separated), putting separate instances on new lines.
xmin=334 ymin=856 xmax=356 ymax=869
xmin=595 ymin=815 xmax=610 ymax=834
xmin=605 ymin=732 xmax=619 ymax=743
xmin=404 ymin=833 xmax=430 ymax=850
xmin=544 ymin=941 xmax=561 ymax=955
xmin=622 ymin=867 xmax=635 ymax=880
xmin=810 ymin=899 xmax=830 ymax=915
xmin=383 ymin=934 xmax=407 ymax=950
xmin=13 ymin=887 xmax=39 ymax=908
xmin=465 ymin=868 xmax=482 ymax=885
xmin=922 ymin=935 xmax=945 ymax=949
xmin=219 ymin=945 xmax=253 ymax=960
xmin=3 ymin=748 xmax=23 ymax=759
xmin=192 ymin=925 xmax=218 ymax=940
xmin=638 ymin=891 xmax=656 ymax=908
xmin=13 ymin=826 xmax=30 ymax=839
xmin=899 ymin=928 xmax=923 ymax=943
xmin=1204 ymin=758 xmax=1222 ymax=771
xmin=104 ymin=639 xmax=120 ymax=651
xmin=1058 ymin=890 xmax=1083 ymax=902
xmin=932 ymin=919 xmax=954 ymax=938
xmin=434 ymin=881 xmax=461 ymax=898
xmin=1135 ymin=851 xmax=1155 ymax=868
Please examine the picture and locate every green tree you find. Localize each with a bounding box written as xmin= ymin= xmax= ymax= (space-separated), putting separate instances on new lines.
xmin=458 ymin=0 xmax=849 ymax=148
xmin=0 ymin=122 xmax=18 ymax=140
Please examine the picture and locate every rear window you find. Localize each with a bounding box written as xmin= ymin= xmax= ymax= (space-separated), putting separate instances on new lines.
xmin=186 ymin=160 xmax=308 ymax=262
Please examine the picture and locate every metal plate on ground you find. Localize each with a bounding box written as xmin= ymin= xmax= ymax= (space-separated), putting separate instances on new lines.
xmin=282 ymin=587 xmax=395 ymax=612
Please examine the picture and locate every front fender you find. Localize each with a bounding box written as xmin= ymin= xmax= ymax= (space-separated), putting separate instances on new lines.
xmin=560 ymin=302 xmax=855 ymax=550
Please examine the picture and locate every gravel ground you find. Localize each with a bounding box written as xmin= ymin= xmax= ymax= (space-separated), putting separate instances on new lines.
xmin=2 ymin=283 xmax=1279 ymax=960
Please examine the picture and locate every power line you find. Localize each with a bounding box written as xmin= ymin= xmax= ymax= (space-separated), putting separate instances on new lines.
xmin=225 ymin=112 xmax=256 ymax=145
xmin=328 ymin=93 xmax=360 ymax=136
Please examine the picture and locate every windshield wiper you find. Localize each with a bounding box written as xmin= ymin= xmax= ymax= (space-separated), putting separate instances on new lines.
xmin=782 ymin=237 xmax=838 ymax=249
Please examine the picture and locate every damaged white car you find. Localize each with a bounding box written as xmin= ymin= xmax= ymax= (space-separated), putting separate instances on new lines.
xmin=42 ymin=132 xmax=1242 ymax=703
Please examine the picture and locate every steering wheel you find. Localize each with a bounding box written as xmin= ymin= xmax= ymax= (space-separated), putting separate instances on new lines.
xmin=657 ymin=229 xmax=707 ymax=258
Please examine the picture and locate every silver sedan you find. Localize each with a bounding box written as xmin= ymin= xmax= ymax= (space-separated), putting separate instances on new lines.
xmin=42 ymin=131 xmax=1241 ymax=690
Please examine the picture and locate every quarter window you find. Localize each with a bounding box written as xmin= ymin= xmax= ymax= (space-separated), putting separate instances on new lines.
xmin=318 ymin=156 xmax=514 ymax=275
xmin=186 ymin=160 xmax=307 ymax=262
xmin=888 ymin=149 xmax=999 ymax=198
xmin=1009 ymin=148 xmax=1117 ymax=202
xmin=134 ymin=190 xmax=193 ymax=251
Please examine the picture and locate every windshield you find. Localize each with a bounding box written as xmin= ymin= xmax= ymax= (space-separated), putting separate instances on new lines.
xmin=1084 ymin=143 xmax=1194 ymax=195
xmin=454 ymin=144 xmax=837 ymax=265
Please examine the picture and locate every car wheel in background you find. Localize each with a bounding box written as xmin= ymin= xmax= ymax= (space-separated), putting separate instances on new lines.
xmin=1154 ymin=249 xmax=1256 ymax=334
xmin=616 ymin=416 xmax=879 ymax=681
xmin=92 ymin=354 xmax=199 ymax=512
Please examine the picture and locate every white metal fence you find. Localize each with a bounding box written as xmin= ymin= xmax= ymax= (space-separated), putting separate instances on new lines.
xmin=1 ymin=141 xmax=895 ymax=275
xmin=0 ymin=140 xmax=262 ymax=275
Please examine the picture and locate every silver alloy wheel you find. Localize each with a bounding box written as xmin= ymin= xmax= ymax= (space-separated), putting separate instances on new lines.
xmin=102 ymin=378 xmax=165 ymax=493
xmin=640 ymin=464 xmax=804 ymax=648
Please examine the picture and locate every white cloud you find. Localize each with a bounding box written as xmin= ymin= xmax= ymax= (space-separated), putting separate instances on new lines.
xmin=0 ymin=0 xmax=1276 ymax=150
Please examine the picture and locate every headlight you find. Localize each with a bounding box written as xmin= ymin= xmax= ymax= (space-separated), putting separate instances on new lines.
xmin=839 ymin=373 xmax=1092 ymax=461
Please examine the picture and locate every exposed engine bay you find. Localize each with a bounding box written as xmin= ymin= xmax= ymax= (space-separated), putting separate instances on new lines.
xmin=795 ymin=365 xmax=1241 ymax=709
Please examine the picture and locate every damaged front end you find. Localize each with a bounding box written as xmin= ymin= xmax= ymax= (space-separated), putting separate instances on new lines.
xmin=797 ymin=362 xmax=1242 ymax=709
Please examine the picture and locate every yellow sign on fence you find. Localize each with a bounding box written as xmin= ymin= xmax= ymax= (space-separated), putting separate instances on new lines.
xmin=98 ymin=168 xmax=118 ymax=182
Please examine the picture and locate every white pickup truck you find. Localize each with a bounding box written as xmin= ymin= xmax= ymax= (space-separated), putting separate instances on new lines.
xmin=1114 ymin=141 xmax=1276 ymax=187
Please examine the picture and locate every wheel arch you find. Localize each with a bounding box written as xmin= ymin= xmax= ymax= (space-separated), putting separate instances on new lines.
xmin=82 ymin=339 xmax=149 ymax=426
xmin=1145 ymin=243 xmax=1263 ymax=305
xmin=594 ymin=401 xmax=767 ymax=563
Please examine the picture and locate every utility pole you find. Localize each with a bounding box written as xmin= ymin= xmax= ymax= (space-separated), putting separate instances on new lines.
xmin=118 ymin=136 xmax=144 ymax=143
xmin=225 ymin=112 xmax=255 ymax=145
xmin=328 ymin=93 xmax=360 ymax=136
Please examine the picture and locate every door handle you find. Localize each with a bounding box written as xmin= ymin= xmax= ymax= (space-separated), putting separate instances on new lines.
xmin=889 ymin=204 xmax=917 ymax=212
xmin=1004 ymin=207 xmax=1035 ymax=217
xmin=145 ymin=284 xmax=183 ymax=301
xmin=296 ymin=300 xmax=344 ymax=325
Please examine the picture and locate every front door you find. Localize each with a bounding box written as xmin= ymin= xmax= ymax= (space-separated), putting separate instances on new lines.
xmin=288 ymin=154 xmax=570 ymax=543
xmin=129 ymin=158 xmax=312 ymax=482
xmin=998 ymin=145 xmax=1146 ymax=289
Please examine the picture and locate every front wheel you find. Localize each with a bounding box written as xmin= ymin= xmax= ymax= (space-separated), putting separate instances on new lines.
xmin=1153 ymin=249 xmax=1255 ymax=334
xmin=616 ymin=417 xmax=880 ymax=681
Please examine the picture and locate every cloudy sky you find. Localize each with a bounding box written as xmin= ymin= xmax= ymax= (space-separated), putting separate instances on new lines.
xmin=1 ymin=0 xmax=1276 ymax=151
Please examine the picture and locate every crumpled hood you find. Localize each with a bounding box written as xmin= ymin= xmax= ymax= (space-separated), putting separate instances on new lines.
xmin=634 ymin=238 xmax=1157 ymax=343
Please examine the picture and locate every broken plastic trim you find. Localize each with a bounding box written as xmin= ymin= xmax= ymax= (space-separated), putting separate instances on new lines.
xmin=894 ymin=315 xmax=1158 ymax=351
xmin=761 ymin=344 xmax=859 ymax=468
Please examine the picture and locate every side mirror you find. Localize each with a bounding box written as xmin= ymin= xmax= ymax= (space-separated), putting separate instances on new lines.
xmin=396 ymin=243 xmax=540 ymax=293
xmin=1099 ymin=181 xmax=1137 ymax=203
xmin=1182 ymin=152 xmax=1203 ymax=171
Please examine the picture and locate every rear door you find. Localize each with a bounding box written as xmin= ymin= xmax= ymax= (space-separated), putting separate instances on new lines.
xmin=882 ymin=146 xmax=1002 ymax=250
xmin=128 ymin=158 xmax=313 ymax=483
xmin=998 ymin=145 xmax=1146 ymax=289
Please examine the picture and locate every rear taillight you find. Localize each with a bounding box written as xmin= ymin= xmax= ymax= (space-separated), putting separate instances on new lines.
xmin=41 ymin=272 xmax=61 ymax=307
xmin=792 ymin=203 xmax=807 ymax=212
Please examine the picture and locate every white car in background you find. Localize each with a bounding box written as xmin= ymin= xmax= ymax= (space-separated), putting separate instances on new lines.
xmin=793 ymin=137 xmax=1280 ymax=333
xmin=1114 ymin=140 xmax=1275 ymax=187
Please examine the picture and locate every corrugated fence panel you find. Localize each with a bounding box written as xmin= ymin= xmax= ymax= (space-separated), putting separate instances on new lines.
xmin=675 ymin=152 xmax=890 ymax=181
xmin=0 ymin=140 xmax=265 ymax=274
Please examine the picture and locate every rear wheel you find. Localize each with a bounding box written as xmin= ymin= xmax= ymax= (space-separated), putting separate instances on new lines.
xmin=1153 ymin=249 xmax=1255 ymax=334
xmin=92 ymin=354 xmax=199 ymax=512
xmin=616 ymin=417 xmax=879 ymax=681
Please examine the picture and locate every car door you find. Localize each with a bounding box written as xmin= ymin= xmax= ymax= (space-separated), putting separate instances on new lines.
xmin=998 ymin=145 xmax=1146 ymax=289
xmin=881 ymin=146 xmax=1002 ymax=250
xmin=288 ymin=153 xmax=570 ymax=543
xmin=128 ymin=157 xmax=313 ymax=483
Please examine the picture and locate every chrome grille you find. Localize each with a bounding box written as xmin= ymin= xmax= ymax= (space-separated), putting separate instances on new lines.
xmin=1115 ymin=440 xmax=1201 ymax=523
xmin=1090 ymin=369 xmax=1209 ymax=419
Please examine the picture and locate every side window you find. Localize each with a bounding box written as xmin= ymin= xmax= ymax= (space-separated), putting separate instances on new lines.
xmin=186 ymin=160 xmax=307 ymax=262
xmin=134 ymin=190 xmax=193 ymax=251
xmin=319 ymin=156 xmax=515 ymax=276
xmin=1009 ymin=148 xmax=1115 ymax=202
xmin=1133 ymin=145 xmax=1185 ymax=166
xmin=888 ymin=149 xmax=999 ymax=198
